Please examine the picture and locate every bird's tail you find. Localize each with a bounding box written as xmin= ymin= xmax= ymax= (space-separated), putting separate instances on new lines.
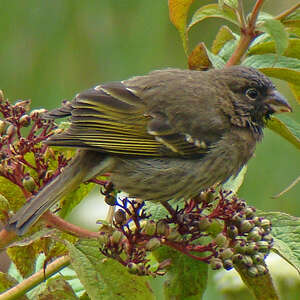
xmin=7 ymin=150 xmax=109 ymax=235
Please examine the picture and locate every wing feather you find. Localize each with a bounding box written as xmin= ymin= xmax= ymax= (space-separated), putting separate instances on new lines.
xmin=45 ymin=81 xmax=209 ymax=157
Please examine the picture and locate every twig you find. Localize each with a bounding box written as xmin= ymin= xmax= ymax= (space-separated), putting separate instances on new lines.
xmin=273 ymin=175 xmax=300 ymax=198
xmin=275 ymin=2 xmax=300 ymax=21
xmin=0 ymin=256 xmax=70 ymax=300
xmin=226 ymin=0 xmax=265 ymax=66
xmin=43 ymin=211 xmax=99 ymax=238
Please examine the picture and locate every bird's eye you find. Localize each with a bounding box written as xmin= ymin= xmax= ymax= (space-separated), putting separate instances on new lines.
xmin=246 ymin=88 xmax=258 ymax=100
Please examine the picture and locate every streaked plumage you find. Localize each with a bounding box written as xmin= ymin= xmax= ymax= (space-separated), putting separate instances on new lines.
xmin=7 ymin=66 xmax=291 ymax=235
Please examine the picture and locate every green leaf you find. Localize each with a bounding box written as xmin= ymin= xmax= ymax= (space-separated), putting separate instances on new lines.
xmin=218 ymin=39 xmax=238 ymax=61
xmin=258 ymin=19 xmax=289 ymax=56
xmin=243 ymin=53 xmax=300 ymax=70
xmin=281 ymin=7 xmax=300 ymax=28
xmin=59 ymin=182 xmax=95 ymax=219
xmin=222 ymin=165 xmax=247 ymax=194
xmin=0 ymin=176 xmax=25 ymax=211
xmin=211 ymin=25 xmax=236 ymax=55
xmin=257 ymin=211 xmax=300 ymax=274
xmin=218 ymin=0 xmax=238 ymax=9
xmin=287 ymin=26 xmax=300 ymax=37
xmin=249 ymin=38 xmax=300 ymax=60
xmin=289 ymin=82 xmax=300 ymax=103
xmin=234 ymin=262 xmax=279 ymax=300
xmin=168 ymin=0 xmax=195 ymax=54
xmin=7 ymin=245 xmax=38 ymax=278
xmin=188 ymin=4 xmax=239 ymax=31
xmin=0 ymin=272 xmax=28 ymax=299
xmin=243 ymin=54 xmax=300 ymax=86
xmin=154 ymin=246 xmax=208 ymax=299
xmin=35 ymin=277 xmax=78 ymax=300
xmin=266 ymin=115 xmax=300 ymax=150
xmin=206 ymin=50 xmax=226 ymax=69
xmin=67 ymin=239 xmax=155 ymax=300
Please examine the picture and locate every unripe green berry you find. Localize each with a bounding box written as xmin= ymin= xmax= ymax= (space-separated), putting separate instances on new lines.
xmin=167 ymin=228 xmax=182 ymax=242
xmin=248 ymin=266 xmax=259 ymax=277
xmin=141 ymin=220 xmax=156 ymax=236
xmin=256 ymin=264 xmax=268 ymax=275
xmin=0 ymin=120 xmax=6 ymax=134
xmin=247 ymin=228 xmax=262 ymax=242
xmin=232 ymin=253 xmax=243 ymax=263
xmin=111 ymin=230 xmax=123 ymax=244
xmin=199 ymin=190 xmax=215 ymax=203
xmin=30 ymin=108 xmax=47 ymax=118
xmin=127 ymin=262 xmax=139 ymax=274
xmin=223 ymin=259 xmax=234 ymax=270
xmin=227 ymin=225 xmax=239 ymax=238
xmin=262 ymin=234 xmax=273 ymax=243
xmin=260 ymin=218 xmax=271 ymax=228
xmin=256 ymin=241 xmax=270 ymax=252
xmin=233 ymin=240 xmax=246 ymax=253
xmin=156 ymin=220 xmax=169 ymax=236
xmin=22 ymin=175 xmax=36 ymax=192
xmin=252 ymin=217 xmax=261 ymax=225
xmin=253 ymin=253 xmax=265 ymax=264
xmin=145 ymin=238 xmax=161 ymax=251
xmin=244 ymin=242 xmax=259 ymax=255
xmin=220 ymin=248 xmax=234 ymax=260
xmin=244 ymin=207 xmax=256 ymax=218
xmin=240 ymin=220 xmax=254 ymax=233
xmin=98 ymin=232 xmax=109 ymax=246
xmin=210 ymin=258 xmax=223 ymax=270
xmin=232 ymin=213 xmax=244 ymax=223
xmin=241 ymin=255 xmax=253 ymax=267
xmin=198 ymin=218 xmax=211 ymax=231
xmin=19 ymin=115 xmax=31 ymax=127
xmin=6 ymin=124 xmax=16 ymax=137
xmin=214 ymin=233 xmax=227 ymax=248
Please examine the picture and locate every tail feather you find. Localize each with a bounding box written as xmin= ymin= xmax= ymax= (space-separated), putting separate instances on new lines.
xmin=7 ymin=150 xmax=109 ymax=235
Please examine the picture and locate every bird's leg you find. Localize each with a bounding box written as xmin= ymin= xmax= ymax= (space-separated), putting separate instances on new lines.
xmin=101 ymin=181 xmax=117 ymax=224
xmin=161 ymin=201 xmax=178 ymax=220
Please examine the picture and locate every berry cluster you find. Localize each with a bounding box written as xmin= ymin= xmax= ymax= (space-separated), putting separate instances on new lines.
xmin=96 ymin=190 xmax=273 ymax=277
xmin=0 ymin=91 xmax=68 ymax=201
xmin=210 ymin=196 xmax=273 ymax=276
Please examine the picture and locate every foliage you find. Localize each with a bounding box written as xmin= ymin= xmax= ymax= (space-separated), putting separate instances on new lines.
xmin=0 ymin=1 xmax=300 ymax=299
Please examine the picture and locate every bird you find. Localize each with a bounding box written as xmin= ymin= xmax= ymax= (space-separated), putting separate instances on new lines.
xmin=7 ymin=66 xmax=292 ymax=235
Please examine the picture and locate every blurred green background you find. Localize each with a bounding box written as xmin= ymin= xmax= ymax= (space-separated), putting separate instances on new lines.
xmin=0 ymin=0 xmax=299 ymax=298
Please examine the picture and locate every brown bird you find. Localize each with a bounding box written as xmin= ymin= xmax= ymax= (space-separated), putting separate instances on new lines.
xmin=7 ymin=66 xmax=292 ymax=235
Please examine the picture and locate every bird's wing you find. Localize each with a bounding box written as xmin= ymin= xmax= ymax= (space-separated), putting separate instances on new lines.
xmin=45 ymin=81 xmax=209 ymax=157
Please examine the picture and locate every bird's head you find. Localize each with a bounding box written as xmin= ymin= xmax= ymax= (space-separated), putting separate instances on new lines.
xmin=220 ymin=66 xmax=292 ymax=127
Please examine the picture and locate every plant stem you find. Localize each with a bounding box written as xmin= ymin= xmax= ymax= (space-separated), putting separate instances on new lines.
xmin=275 ymin=2 xmax=300 ymax=21
xmin=226 ymin=0 xmax=265 ymax=66
xmin=0 ymin=256 xmax=70 ymax=300
xmin=43 ymin=211 xmax=99 ymax=238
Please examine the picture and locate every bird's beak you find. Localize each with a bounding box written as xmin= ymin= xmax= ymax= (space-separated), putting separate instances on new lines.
xmin=265 ymin=90 xmax=292 ymax=113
